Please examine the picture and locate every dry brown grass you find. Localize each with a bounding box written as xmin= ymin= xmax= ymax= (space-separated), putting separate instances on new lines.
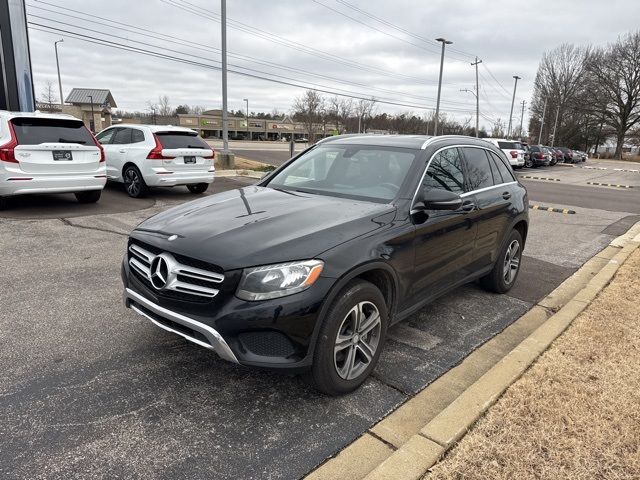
xmin=426 ymin=249 xmax=640 ymax=480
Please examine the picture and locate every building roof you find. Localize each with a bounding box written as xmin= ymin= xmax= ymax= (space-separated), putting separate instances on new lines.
xmin=65 ymin=88 xmax=117 ymax=107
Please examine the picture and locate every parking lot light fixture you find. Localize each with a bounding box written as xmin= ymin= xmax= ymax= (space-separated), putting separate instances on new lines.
xmin=243 ymin=98 xmax=249 ymax=139
xmin=434 ymin=38 xmax=452 ymax=136
xmin=507 ymin=75 xmax=521 ymax=138
xmin=54 ymin=39 xmax=64 ymax=109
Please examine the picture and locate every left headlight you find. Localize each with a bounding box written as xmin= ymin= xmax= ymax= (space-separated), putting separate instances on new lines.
xmin=236 ymin=260 xmax=324 ymax=301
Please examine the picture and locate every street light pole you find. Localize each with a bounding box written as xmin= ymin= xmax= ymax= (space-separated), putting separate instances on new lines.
xmin=471 ymin=57 xmax=482 ymax=137
xmin=551 ymin=105 xmax=560 ymax=147
xmin=519 ymin=100 xmax=526 ymax=138
xmin=460 ymin=88 xmax=478 ymax=136
xmin=54 ymin=39 xmax=64 ymax=110
xmin=538 ymin=98 xmax=547 ymax=145
xmin=434 ymin=37 xmax=452 ymax=136
xmin=507 ymin=75 xmax=521 ymax=138
xmin=243 ymin=98 xmax=249 ymax=139
xmin=87 ymin=94 xmax=95 ymax=132
xmin=221 ymin=0 xmax=229 ymax=153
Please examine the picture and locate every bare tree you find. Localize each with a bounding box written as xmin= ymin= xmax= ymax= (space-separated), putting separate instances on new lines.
xmin=146 ymin=100 xmax=158 ymax=125
xmin=39 ymin=80 xmax=58 ymax=109
xmin=190 ymin=105 xmax=205 ymax=114
xmin=292 ymin=90 xmax=324 ymax=142
xmin=158 ymin=95 xmax=172 ymax=116
xmin=491 ymin=118 xmax=506 ymax=138
xmin=586 ymin=31 xmax=640 ymax=159
xmin=355 ymin=97 xmax=377 ymax=133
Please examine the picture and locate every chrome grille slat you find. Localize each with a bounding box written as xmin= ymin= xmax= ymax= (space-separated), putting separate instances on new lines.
xmin=128 ymin=242 xmax=224 ymax=299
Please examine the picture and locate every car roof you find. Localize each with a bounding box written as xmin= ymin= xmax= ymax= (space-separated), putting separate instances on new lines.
xmin=317 ymin=134 xmax=493 ymax=150
xmin=107 ymin=123 xmax=197 ymax=133
xmin=0 ymin=110 xmax=82 ymax=122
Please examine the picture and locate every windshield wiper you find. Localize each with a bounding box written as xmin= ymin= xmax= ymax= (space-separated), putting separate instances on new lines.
xmin=58 ymin=138 xmax=86 ymax=144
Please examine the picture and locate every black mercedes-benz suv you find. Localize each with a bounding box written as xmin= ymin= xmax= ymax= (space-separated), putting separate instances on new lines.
xmin=122 ymin=134 xmax=528 ymax=395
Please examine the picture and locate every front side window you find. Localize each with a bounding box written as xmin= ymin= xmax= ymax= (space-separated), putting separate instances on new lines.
xmin=96 ymin=128 xmax=116 ymax=144
xmin=462 ymin=147 xmax=495 ymax=190
xmin=266 ymin=145 xmax=417 ymax=202
xmin=422 ymin=147 xmax=465 ymax=194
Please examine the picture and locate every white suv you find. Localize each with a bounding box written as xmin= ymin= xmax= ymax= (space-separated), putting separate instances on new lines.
xmin=0 ymin=111 xmax=106 ymax=209
xmin=483 ymin=138 xmax=526 ymax=169
xmin=96 ymin=124 xmax=215 ymax=198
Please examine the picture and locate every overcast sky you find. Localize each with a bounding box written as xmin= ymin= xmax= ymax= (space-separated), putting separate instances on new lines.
xmin=26 ymin=0 xmax=640 ymax=131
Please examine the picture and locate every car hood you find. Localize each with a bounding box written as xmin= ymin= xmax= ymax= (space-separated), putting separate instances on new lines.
xmin=131 ymin=186 xmax=396 ymax=271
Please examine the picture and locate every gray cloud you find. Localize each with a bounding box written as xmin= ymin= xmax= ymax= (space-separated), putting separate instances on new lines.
xmin=27 ymin=0 xmax=640 ymax=131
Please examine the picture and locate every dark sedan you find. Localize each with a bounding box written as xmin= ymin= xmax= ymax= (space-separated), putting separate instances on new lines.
xmin=122 ymin=135 xmax=529 ymax=395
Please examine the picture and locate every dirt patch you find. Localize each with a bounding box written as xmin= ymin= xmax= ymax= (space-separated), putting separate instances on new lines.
xmin=426 ymin=248 xmax=640 ymax=480
xmin=214 ymin=156 xmax=273 ymax=171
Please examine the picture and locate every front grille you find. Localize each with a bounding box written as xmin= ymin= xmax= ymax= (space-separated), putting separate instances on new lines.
xmin=128 ymin=241 xmax=224 ymax=302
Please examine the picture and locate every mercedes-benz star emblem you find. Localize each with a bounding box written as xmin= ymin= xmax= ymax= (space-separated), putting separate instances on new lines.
xmin=149 ymin=255 xmax=170 ymax=290
xmin=168 ymin=234 xmax=178 ymax=241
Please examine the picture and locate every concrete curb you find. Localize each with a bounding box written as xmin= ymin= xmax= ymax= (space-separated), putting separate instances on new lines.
xmin=216 ymin=169 xmax=265 ymax=179
xmin=529 ymin=204 xmax=576 ymax=214
xmin=306 ymin=221 xmax=640 ymax=480
xmin=586 ymin=181 xmax=634 ymax=189
xmin=520 ymin=175 xmax=561 ymax=182
xmin=555 ymin=163 xmax=575 ymax=168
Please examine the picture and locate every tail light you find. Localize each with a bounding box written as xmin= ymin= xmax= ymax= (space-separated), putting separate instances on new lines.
xmin=203 ymin=149 xmax=215 ymax=159
xmin=536 ymin=152 xmax=544 ymax=159
xmin=509 ymin=150 xmax=518 ymax=158
xmin=147 ymin=134 xmax=175 ymax=160
xmin=0 ymin=122 xmax=19 ymax=163
xmin=84 ymin=126 xmax=105 ymax=162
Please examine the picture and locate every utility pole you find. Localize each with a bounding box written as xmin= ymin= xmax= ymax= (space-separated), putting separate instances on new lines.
xmin=221 ymin=0 xmax=229 ymax=153
xmin=471 ymin=57 xmax=482 ymax=137
xmin=434 ymin=37 xmax=453 ymax=136
xmin=538 ymin=98 xmax=547 ymax=145
xmin=551 ymin=105 xmax=560 ymax=147
xmin=54 ymin=39 xmax=64 ymax=110
xmin=507 ymin=75 xmax=521 ymax=138
xmin=519 ymin=100 xmax=526 ymax=139
xmin=243 ymin=98 xmax=249 ymax=139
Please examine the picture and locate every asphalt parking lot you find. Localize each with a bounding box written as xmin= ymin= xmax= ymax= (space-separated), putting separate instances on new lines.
xmin=2 ymin=161 xmax=640 ymax=479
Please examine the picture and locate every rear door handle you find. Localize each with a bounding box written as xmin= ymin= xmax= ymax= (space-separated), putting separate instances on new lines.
xmin=502 ymin=191 xmax=511 ymax=200
xmin=119 ymin=149 xmax=127 ymax=154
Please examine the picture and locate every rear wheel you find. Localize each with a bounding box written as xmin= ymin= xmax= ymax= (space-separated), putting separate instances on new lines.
xmin=480 ymin=229 xmax=523 ymax=294
xmin=75 ymin=190 xmax=101 ymax=204
xmin=187 ymin=183 xmax=209 ymax=194
xmin=123 ymin=165 xmax=148 ymax=198
xmin=310 ymin=280 xmax=388 ymax=396
xmin=525 ymin=157 xmax=533 ymax=168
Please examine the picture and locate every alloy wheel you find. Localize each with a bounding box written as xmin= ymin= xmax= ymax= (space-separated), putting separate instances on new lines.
xmin=333 ymin=301 xmax=382 ymax=380
xmin=503 ymin=239 xmax=521 ymax=285
xmin=125 ymin=169 xmax=141 ymax=197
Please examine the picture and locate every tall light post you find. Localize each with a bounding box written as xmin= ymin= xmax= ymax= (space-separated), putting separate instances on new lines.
xmin=221 ymin=0 xmax=229 ymax=153
xmin=243 ymin=98 xmax=249 ymax=139
xmin=87 ymin=94 xmax=95 ymax=132
xmin=54 ymin=39 xmax=64 ymax=109
xmin=507 ymin=75 xmax=521 ymax=138
xmin=460 ymin=88 xmax=478 ymax=137
xmin=434 ymin=37 xmax=452 ymax=136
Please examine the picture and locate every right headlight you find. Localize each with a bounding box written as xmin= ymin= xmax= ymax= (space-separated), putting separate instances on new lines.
xmin=236 ymin=259 xmax=324 ymax=301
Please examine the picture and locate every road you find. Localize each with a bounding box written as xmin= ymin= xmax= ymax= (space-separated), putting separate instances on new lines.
xmin=1 ymin=160 xmax=639 ymax=479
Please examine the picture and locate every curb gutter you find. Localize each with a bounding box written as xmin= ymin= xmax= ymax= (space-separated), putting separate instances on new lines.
xmin=306 ymin=221 xmax=640 ymax=480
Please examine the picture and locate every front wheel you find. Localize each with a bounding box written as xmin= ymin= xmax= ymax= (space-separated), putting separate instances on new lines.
xmin=75 ymin=190 xmax=101 ymax=204
xmin=187 ymin=183 xmax=209 ymax=194
xmin=480 ymin=229 xmax=523 ymax=293
xmin=525 ymin=157 xmax=533 ymax=168
xmin=310 ymin=280 xmax=388 ymax=396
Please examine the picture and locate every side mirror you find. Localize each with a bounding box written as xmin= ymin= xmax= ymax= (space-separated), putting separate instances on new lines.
xmin=415 ymin=188 xmax=463 ymax=211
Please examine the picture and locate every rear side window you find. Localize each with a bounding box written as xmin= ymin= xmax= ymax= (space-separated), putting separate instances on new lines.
xmin=112 ymin=128 xmax=132 ymax=145
xmin=462 ymin=147 xmax=495 ymax=190
xmin=156 ymin=131 xmax=209 ymax=149
xmin=423 ymin=147 xmax=466 ymax=194
xmin=11 ymin=118 xmax=95 ymax=145
xmin=131 ymin=129 xmax=145 ymax=143
xmin=497 ymin=141 xmax=523 ymax=150
xmin=488 ymin=151 xmax=515 ymax=182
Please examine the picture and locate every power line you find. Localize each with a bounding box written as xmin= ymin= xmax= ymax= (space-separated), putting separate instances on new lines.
xmin=26 ymin=5 xmax=472 ymax=107
xmin=28 ymin=22 xmax=478 ymax=114
xmin=481 ymin=63 xmax=512 ymax=97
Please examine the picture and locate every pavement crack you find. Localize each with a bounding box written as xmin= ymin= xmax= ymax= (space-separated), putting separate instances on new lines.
xmin=367 ymin=430 xmax=399 ymax=451
xmin=371 ymin=372 xmax=411 ymax=397
xmin=59 ymin=217 xmax=128 ymax=237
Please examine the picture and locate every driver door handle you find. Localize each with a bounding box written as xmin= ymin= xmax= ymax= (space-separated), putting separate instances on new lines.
xmin=461 ymin=199 xmax=476 ymax=212
xmin=502 ymin=191 xmax=511 ymax=200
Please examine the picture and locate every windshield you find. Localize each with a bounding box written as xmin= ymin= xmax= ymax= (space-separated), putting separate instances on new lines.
xmin=11 ymin=118 xmax=95 ymax=145
xmin=156 ymin=131 xmax=209 ymax=149
xmin=266 ymin=145 xmax=418 ymax=202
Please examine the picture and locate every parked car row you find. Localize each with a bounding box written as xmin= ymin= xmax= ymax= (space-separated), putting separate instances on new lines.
xmin=0 ymin=111 xmax=215 ymax=209
xmin=481 ymin=137 xmax=587 ymax=170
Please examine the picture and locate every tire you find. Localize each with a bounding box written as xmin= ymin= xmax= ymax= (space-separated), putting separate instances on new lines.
xmin=75 ymin=190 xmax=101 ymax=204
xmin=187 ymin=183 xmax=209 ymax=194
xmin=479 ymin=229 xmax=523 ymax=294
xmin=310 ymin=279 xmax=388 ymax=396
xmin=123 ymin=165 xmax=148 ymax=198
xmin=525 ymin=157 xmax=533 ymax=168
xmin=0 ymin=196 xmax=7 ymax=210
